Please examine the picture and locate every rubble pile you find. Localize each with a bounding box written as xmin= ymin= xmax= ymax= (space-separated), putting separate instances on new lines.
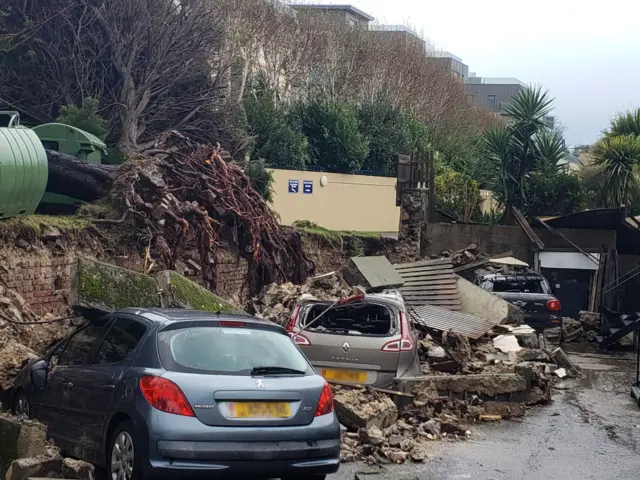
xmin=0 ymin=284 xmax=73 ymax=390
xmin=0 ymin=414 xmax=94 ymax=480
xmin=337 ymin=386 xmax=474 ymax=465
xmin=252 ymin=273 xmax=357 ymax=326
xmin=431 ymin=243 xmax=485 ymax=268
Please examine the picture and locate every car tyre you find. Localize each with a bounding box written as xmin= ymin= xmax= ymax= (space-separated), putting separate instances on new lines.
xmin=12 ymin=390 xmax=31 ymax=418
xmin=108 ymin=420 xmax=141 ymax=480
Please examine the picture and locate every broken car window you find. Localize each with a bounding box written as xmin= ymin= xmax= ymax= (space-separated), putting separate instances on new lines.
xmin=302 ymin=302 xmax=394 ymax=336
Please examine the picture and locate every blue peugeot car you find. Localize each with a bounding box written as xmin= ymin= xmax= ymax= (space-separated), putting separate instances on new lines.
xmin=8 ymin=309 xmax=341 ymax=479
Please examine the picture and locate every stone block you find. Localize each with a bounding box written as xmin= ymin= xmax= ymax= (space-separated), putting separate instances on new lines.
xmin=5 ymin=457 xmax=62 ymax=480
xmin=0 ymin=416 xmax=48 ymax=476
xmin=397 ymin=374 xmax=528 ymax=397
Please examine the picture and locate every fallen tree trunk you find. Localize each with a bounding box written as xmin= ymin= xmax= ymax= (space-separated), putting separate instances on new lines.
xmin=45 ymin=149 xmax=118 ymax=202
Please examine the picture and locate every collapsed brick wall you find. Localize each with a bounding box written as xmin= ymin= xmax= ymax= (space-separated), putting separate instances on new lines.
xmin=0 ymin=244 xmax=251 ymax=316
xmin=0 ymin=247 xmax=74 ymax=316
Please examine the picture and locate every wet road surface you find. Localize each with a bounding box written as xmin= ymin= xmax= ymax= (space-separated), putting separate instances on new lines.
xmin=330 ymin=346 xmax=640 ymax=480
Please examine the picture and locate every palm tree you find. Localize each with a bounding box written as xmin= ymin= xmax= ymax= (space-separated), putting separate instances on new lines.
xmin=607 ymin=108 xmax=640 ymax=137
xmin=591 ymin=107 xmax=640 ymax=207
xmin=592 ymin=135 xmax=640 ymax=206
xmin=481 ymin=85 xmax=557 ymax=224
xmin=534 ymin=130 xmax=569 ymax=172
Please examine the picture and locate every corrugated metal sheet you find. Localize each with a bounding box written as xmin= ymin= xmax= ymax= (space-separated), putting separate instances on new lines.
xmin=394 ymin=258 xmax=461 ymax=311
xmin=408 ymin=303 xmax=494 ymax=339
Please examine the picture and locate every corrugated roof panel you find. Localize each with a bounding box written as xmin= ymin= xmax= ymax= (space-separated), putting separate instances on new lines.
xmin=408 ymin=303 xmax=494 ymax=339
xmin=394 ymin=258 xmax=461 ymax=311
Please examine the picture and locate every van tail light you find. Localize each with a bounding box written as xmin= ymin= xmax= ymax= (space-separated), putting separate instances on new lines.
xmin=315 ymin=382 xmax=334 ymax=417
xmin=292 ymin=333 xmax=311 ymax=346
xmin=285 ymin=305 xmax=300 ymax=333
xmin=140 ymin=376 xmax=195 ymax=417
xmin=382 ymin=312 xmax=414 ymax=352
xmin=546 ymin=299 xmax=561 ymax=312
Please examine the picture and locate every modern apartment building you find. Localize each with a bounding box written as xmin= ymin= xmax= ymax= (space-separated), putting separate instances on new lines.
xmin=428 ymin=51 xmax=469 ymax=80
xmin=291 ymin=3 xmax=374 ymax=27
xmin=368 ymin=25 xmax=427 ymax=54
xmin=465 ymin=75 xmax=555 ymax=128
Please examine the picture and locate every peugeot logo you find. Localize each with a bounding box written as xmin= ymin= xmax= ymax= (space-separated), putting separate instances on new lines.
xmin=254 ymin=379 xmax=265 ymax=389
xmin=342 ymin=342 xmax=350 ymax=353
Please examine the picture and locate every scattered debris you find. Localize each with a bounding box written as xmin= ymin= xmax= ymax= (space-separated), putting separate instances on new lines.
xmin=493 ymin=334 xmax=522 ymax=353
xmin=334 ymin=387 xmax=398 ymax=431
xmin=554 ymin=368 xmax=568 ymax=378
xmin=579 ymin=311 xmax=600 ymax=332
xmin=252 ymin=273 xmax=357 ymax=325
xmin=546 ymin=318 xmax=584 ymax=343
xmin=547 ymin=347 xmax=580 ymax=377
xmin=0 ymin=285 xmax=74 ymax=390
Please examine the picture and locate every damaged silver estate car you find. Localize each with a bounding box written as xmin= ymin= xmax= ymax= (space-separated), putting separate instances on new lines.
xmin=285 ymin=291 xmax=421 ymax=387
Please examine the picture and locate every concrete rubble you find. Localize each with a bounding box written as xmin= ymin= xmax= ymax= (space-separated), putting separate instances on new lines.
xmin=0 ymin=284 xmax=74 ymax=392
xmin=251 ymin=272 xmax=357 ymax=325
xmin=0 ymin=414 xmax=93 ymax=480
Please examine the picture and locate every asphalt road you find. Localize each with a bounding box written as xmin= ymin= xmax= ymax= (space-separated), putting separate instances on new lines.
xmin=330 ymin=347 xmax=640 ymax=480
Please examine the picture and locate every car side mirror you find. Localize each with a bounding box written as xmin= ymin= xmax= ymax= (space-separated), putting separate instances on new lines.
xmin=30 ymin=359 xmax=49 ymax=390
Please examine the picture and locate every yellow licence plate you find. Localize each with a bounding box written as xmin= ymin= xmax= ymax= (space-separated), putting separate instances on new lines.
xmin=228 ymin=402 xmax=291 ymax=418
xmin=321 ymin=368 xmax=367 ymax=383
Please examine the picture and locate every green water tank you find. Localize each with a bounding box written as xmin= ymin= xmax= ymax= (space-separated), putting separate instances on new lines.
xmin=32 ymin=123 xmax=107 ymax=164
xmin=0 ymin=112 xmax=48 ymax=219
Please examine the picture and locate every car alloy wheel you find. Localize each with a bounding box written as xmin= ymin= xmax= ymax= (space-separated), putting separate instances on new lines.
xmin=14 ymin=392 xmax=30 ymax=418
xmin=110 ymin=431 xmax=135 ymax=480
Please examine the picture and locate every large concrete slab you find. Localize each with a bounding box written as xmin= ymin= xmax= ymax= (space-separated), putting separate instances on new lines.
xmin=397 ymin=374 xmax=528 ymax=397
xmin=342 ymin=256 xmax=405 ymax=292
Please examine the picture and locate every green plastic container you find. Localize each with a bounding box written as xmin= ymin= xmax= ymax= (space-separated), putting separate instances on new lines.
xmin=33 ymin=123 xmax=107 ymax=164
xmin=0 ymin=112 xmax=48 ymax=219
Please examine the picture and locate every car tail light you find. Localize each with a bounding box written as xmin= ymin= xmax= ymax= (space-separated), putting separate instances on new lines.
xmin=547 ymin=299 xmax=561 ymax=312
xmin=140 ymin=376 xmax=195 ymax=417
xmin=382 ymin=312 xmax=414 ymax=352
xmin=285 ymin=305 xmax=300 ymax=333
xmin=292 ymin=333 xmax=311 ymax=346
xmin=218 ymin=321 xmax=246 ymax=327
xmin=315 ymin=382 xmax=334 ymax=417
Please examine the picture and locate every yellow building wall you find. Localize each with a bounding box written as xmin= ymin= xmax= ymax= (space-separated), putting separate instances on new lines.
xmin=270 ymin=169 xmax=400 ymax=233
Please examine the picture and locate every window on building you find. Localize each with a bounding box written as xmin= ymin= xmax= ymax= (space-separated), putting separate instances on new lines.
xmin=488 ymin=94 xmax=496 ymax=105
xmin=93 ymin=317 xmax=147 ymax=365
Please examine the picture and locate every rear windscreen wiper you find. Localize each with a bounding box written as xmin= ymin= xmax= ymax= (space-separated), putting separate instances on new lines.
xmin=251 ymin=366 xmax=306 ymax=376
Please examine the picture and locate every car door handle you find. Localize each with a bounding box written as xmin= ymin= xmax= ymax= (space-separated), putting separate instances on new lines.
xmin=62 ymin=382 xmax=73 ymax=389
xmin=100 ymin=384 xmax=116 ymax=391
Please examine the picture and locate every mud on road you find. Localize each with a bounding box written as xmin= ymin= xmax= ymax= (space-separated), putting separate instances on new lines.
xmin=330 ymin=346 xmax=640 ymax=480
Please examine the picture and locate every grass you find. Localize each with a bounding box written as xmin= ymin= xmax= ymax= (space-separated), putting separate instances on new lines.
xmin=0 ymin=214 xmax=90 ymax=238
xmin=293 ymin=220 xmax=382 ymax=257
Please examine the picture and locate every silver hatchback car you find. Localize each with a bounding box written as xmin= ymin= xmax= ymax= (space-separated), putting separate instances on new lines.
xmin=286 ymin=291 xmax=420 ymax=387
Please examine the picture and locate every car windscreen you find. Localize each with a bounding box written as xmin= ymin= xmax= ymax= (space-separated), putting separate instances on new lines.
xmin=157 ymin=325 xmax=310 ymax=375
xmin=302 ymin=302 xmax=395 ymax=336
xmin=484 ymin=278 xmax=548 ymax=294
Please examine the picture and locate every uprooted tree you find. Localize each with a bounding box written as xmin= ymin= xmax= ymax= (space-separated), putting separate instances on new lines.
xmin=45 ymin=134 xmax=314 ymax=296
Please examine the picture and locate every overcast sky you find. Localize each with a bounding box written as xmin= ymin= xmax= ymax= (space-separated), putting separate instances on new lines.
xmin=309 ymin=0 xmax=640 ymax=146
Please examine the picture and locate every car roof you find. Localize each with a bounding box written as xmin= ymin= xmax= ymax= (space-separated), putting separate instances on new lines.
xmin=479 ymin=272 xmax=544 ymax=280
xmin=113 ymin=308 xmax=272 ymax=326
